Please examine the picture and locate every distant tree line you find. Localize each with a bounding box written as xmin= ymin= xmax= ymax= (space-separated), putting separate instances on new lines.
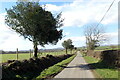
xmin=0 ymin=49 xmax=64 ymax=54
xmin=62 ymin=39 xmax=76 ymax=54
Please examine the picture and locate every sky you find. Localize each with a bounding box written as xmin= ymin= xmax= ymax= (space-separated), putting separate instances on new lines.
xmin=0 ymin=0 xmax=119 ymax=51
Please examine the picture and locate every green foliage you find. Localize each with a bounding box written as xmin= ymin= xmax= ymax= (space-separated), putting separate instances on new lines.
xmin=5 ymin=1 xmax=63 ymax=57
xmin=69 ymin=45 xmax=74 ymax=50
xmin=62 ymin=39 xmax=74 ymax=54
xmin=62 ymin=39 xmax=72 ymax=49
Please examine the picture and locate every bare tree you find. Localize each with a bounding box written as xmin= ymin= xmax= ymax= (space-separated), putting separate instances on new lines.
xmin=84 ymin=24 xmax=107 ymax=50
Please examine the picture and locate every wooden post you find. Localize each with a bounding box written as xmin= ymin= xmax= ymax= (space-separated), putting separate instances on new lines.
xmin=16 ymin=48 xmax=18 ymax=60
xmin=30 ymin=49 xmax=31 ymax=58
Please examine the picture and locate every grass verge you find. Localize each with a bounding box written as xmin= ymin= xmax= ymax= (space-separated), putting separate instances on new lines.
xmin=34 ymin=54 xmax=76 ymax=80
xmin=83 ymin=55 xmax=118 ymax=78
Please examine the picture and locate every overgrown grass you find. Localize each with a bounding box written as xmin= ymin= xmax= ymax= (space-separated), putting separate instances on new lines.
xmin=34 ymin=54 xmax=76 ymax=80
xmin=83 ymin=55 xmax=118 ymax=78
xmin=83 ymin=56 xmax=99 ymax=63
xmin=1 ymin=50 xmax=72 ymax=62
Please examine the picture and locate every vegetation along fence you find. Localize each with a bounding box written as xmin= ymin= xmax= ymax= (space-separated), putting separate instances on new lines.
xmin=85 ymin=50 xmax=120 ymax=67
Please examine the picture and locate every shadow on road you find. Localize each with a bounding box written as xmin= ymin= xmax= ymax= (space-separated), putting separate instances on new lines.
xmin=57 ymin=64 xmax=90 ymax=70
xmin=57 ymin=61 xmax=117 ymax=71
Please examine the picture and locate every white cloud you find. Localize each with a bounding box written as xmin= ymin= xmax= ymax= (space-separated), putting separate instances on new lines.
xmin=44 ymin=36 xmax=86 ymax=49
xmin=100 ymin=32 xmax=118 ymax=45
xmin=0 ymin=13 xmax=33 ymax=51
xmin=0 ymin=34 xmax=33 ymax=51
xmin=0 ymin=12 xmax=86 ymax=50
xmin=58 ymin=32 xmax=118 ymax=48
xmin=0 ymin=0 xmax=118 ymax=51
xmin=105 ymin=32 xmax=118 ymax=37
xmin=45 ymin=0 xmax=118 ymax=27
xmin=45 ymin=4 xmax=62 ymax=12
xmin=64 ymin=36 xmax=85 ymax=42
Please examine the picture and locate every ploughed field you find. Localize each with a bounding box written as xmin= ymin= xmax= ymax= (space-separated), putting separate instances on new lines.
xmin=1 ymin=51 xmax=71 ymax=63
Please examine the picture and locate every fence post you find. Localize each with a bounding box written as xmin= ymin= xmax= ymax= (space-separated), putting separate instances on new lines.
xmin=30 ymin=49 xmax=31 ymax=58
xmin=16 ymin=48 xmax=18 ymax=60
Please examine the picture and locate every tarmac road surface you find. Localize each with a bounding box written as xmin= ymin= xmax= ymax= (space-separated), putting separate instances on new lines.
xmin=54 ymin=51 xmax=95 ymax=79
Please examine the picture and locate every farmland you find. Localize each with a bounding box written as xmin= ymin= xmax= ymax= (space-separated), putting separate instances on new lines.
xmin=94 ymin=45 xmax=119 ymax=51
xmin=80 ymin=45 xmax=119 ymax=51
xmin=1 ymin=50 xmax=72 ymax=63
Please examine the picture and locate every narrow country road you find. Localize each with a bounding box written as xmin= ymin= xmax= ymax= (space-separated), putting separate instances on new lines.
xmin=54 ymin=51 xmax=95 ymax=79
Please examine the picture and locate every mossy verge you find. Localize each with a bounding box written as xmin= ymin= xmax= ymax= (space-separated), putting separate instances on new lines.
xmin=34 ymin=54 xmax=76 ymax=80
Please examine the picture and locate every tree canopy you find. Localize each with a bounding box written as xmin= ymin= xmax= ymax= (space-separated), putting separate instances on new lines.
xmin=5 ymin=1 xmax=64 ymax=57
xmin=62 ymin=39 xmax=74 ymax=54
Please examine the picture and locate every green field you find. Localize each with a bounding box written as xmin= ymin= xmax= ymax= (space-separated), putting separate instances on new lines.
xmin=83 ymin=55 xmax=118 ymax=78
xmin=1 ymin=50 xmax=72 ymax=63
xmin=95 ymin=45 xmax=119 ymax=51
xmin=1 ymin=53 xmax=32 ymax=62
xmin=80 ymin=45 xmax=119 ymax=51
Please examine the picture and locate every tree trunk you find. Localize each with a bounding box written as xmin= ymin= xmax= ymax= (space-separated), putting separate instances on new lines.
xmin=33 ymin=43 xmax=38 ymax=58
xmin=66 ymin=48 xmax=67 ymax=54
